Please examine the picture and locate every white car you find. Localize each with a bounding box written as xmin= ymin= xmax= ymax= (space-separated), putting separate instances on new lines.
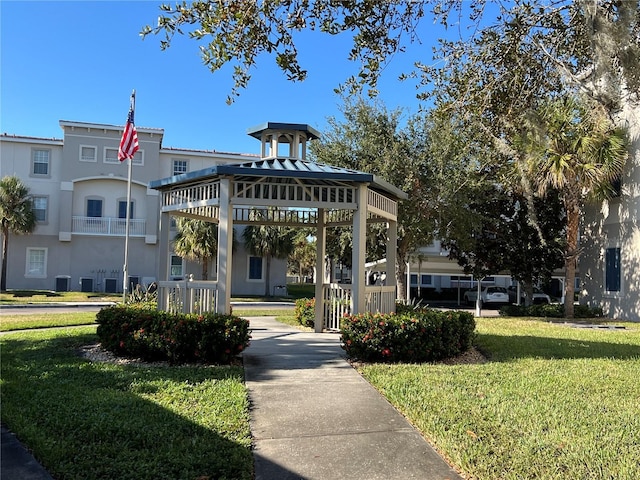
xmin=507 ymin=286 xmax=551 ymax=305
xmin=464 ymin=286 xmax=509 ymax=306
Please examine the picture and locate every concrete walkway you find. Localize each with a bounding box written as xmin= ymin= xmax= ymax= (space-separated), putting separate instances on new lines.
xmin=244 ymin=317 xmax=462 ymax=480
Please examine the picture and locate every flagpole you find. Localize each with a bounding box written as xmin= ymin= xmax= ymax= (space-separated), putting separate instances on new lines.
xmin=122 ymin=90 xmax=135 ymax=303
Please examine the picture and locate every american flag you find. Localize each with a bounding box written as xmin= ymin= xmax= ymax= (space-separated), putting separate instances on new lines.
xmin=118 ymin=93 xmax=139 ymax=161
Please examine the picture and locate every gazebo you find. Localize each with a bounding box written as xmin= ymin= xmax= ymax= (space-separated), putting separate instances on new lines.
xmin=149 ymin=122 xmax=407 ymax=332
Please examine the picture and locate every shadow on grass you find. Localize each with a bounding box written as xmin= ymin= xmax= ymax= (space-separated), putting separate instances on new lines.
xmin=476 ymin=333 xmax=640 ymax=362
xmin=0 ymin=333 xmax=304 ymax=480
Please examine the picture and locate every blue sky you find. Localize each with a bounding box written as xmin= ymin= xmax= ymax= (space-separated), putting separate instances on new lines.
xmin=1 ymin=1 xmax=458 ymax=155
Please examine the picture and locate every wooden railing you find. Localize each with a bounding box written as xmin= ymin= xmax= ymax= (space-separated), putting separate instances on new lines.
xmin=321 ymin=283 xmax=396 ymax=331
xmin=157 ymin=279 xmax=218 ymax=314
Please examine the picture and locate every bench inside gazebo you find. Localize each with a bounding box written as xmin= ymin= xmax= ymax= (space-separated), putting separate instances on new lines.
xmin=149 ymin=122 xmax=407 ymax=332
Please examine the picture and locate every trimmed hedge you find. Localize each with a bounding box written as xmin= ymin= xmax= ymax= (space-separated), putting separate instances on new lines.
xmin=499 ymin=303 xmax=604 ymax=318
xmin=294 ymin=297 xmax=315 ymax=328
xmin=340 ymin=309 xmax=476 ymax=363
xmin=96 ymin=305 xmax=250 ymax=364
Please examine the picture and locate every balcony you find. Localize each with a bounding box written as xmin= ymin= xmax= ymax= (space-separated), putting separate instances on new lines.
xmin=72 ymin=216 xmax=146 ymax=237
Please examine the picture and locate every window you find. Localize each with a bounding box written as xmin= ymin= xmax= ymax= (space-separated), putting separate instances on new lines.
xmin=87 ymin=199 xmax=103 ymax=217
xmin=107 ymin=148 xmax=143 ymax=164
xmin=26 ymin=247 xmax=47 ymax=278
xmin=80 ymin=145 xmax=97 ymax=162
xmin=118 ymin=200 xmax=134 ymax=219
xmin=410 ymin=274 xmax=418 ymax=285
xmin=421 ymin=274 xmax=433 ymax=286
xmin=248 ymin=256 xmax=263 ymax=281
xmin=170 ymin=255 xmax=184 ymax=279
xmin=32 ymin=196 xmax=48 ymax=222
xmin=173 ymin=159 xmax=188 ymax=176
xmin=132 ymin=150 xmax=144 ymax=166
xmin=32 ymin=149 xmax=50 ymax=176
xmin=605 ymin=247 xmax=621 ymax=292
xmin=104 ymin=147 xmax=119 ymax=163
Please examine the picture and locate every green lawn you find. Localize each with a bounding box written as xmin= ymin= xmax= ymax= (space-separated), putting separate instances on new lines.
xmin=0 ymin=290 xmax=119 ymax=304
xmin=0 ymin=312 xmax=98 ymax=332
xmin=0 ymin=309 xmax=295 ymax=332
xmin=2 ymin=313 xmax=639 ymax=479
xmin=0 ymin=327 xmax=252 ymax=480
xmin=358 ymin=317 xmax=640 ymax=480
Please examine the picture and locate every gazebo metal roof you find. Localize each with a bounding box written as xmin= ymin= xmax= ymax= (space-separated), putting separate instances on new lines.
xmin=149 ymin=157 xmax=407 ymax=200
xmin=246 ymin=122 xmax=321 ymax=141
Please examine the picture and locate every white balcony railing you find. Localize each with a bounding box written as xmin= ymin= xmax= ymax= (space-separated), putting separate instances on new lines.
xmin=72 ymin=216 xmax=146 ymax=237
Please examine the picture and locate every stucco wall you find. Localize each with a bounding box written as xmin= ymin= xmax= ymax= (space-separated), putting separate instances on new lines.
xmin=580 ymin=102 xmax=640 ymax=321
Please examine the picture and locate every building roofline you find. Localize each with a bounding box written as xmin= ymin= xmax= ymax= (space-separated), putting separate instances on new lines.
xmin=59 ymin=120 xmax=164 ymax=135
xmin=160 ymin=147 xmax=259 ymax=160
xmin=0 ymin=133 xmax=64 ymax=145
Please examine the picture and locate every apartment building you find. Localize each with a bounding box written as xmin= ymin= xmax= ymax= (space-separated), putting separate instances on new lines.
xmin=0 ymin=120 xmax=286 ymax=295
xmin=580 ymin=104 xmax=640 ymax=321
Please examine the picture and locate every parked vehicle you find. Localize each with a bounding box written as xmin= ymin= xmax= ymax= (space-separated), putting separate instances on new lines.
xmin=507 ymin=285 xmax=552 ymax=305
xmin=463 ymin=286 xmax=509 ymax=306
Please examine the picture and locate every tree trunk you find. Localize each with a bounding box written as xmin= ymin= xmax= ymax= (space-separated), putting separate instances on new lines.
xmin=395 ymin=259 xmax=407 ymax=301
xmin=265 ymin=255 xmax=272 ymax=297
xmin=201 ymin=256 xmax=209 ymax=281
xmin=1 ymin=223 xmax=8 ymax=292
xmin=523 ymin=281 xmax=534 ymax=307
xmin=564 ymin=196 xmax=581 ymax=319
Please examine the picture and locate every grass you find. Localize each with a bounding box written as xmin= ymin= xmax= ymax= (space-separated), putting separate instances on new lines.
xmin=0 ymin=326 xmax=253 ymax=480
xmin=4 ymin=312 xmax=638 ymax=479
xmin=357 ymin=317 xmax=640 ymax=480
xmin=0 ymin=312 xmax=98 ymax=332
xmin=0 ymin=308 xmax=294 ymax=332
xmin=233 ymin=308 xmax=294 ymax=318
xmin=1 ymin=290 xmax=119 ymax=304
xmin=1 ymin=289 xmax=301 ymax=304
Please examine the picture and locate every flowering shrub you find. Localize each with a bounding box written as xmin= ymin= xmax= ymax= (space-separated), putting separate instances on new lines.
xmin=340 ymin=309 xmax=475 ymax=363
xmin=96 ymin=305 xmax=250 ymax=364
xmin=294 ymin=297 xmax=315 ymax=328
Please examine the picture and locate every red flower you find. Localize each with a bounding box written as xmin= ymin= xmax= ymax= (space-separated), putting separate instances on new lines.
xmin=381 ymin=348 xmax=391 ymax=357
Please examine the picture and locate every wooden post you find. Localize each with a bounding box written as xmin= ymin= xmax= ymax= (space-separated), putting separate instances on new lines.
xmin=314 ymin=208 xmax=326 ymax=332
xmin=217 ymin=177 xmax=233 ymax=314
xmin=352 ymin=185 xmax=368 ymax=314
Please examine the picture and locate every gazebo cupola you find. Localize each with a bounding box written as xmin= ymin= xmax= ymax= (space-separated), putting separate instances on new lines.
xmin=247 ymin=122 xmax=320 ymax=160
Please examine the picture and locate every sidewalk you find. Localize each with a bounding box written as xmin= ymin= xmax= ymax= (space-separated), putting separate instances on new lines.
xmin=1 ymin=315 xmax=462 ymax=480
xmin=1 ymin=426 xmax=53 ymax=480
xmin=244 ymin=317 xmax=462 ymax=480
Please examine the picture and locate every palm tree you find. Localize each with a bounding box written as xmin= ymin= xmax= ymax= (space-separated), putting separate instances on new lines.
xmin=1 ymin=176 xmax=37 ymax=291
xmin=289 ymin=228 xmax=316 ymax=283
xmin=521 ymin=96 xmax=628 ymax=318
xmin=242 ymin=208 xmax=294 ymax=297
xmin=172 ymin=218 xmax=218 ymax=280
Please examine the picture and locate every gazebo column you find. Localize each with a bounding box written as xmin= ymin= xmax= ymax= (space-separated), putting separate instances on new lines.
xmin=314 ymin=208 xmax=326 ymax=332
xmin=217 ymin=177 xmax=233 ymax=314
xmin=352 ymin=184 xmax=368 ymax=314
xmin=158 ymin=211 xmax=171 ymax=282
xmin=387 ymin=220 xmax=398 ymax=311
